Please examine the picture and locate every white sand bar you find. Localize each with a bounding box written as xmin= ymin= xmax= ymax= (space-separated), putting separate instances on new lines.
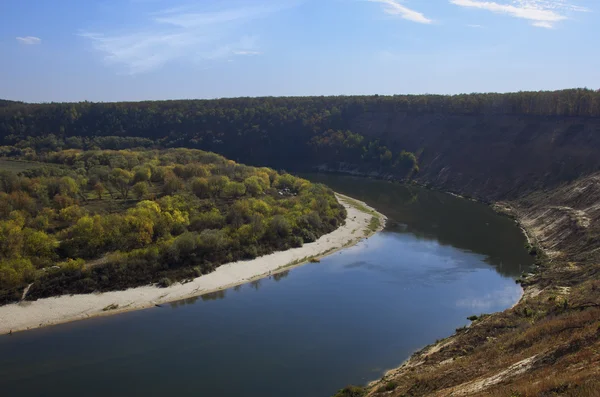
xmin=0 ymin=194 xmax=386 ymax=334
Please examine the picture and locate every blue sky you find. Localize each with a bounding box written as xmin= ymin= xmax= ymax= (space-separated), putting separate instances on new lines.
xmin=0 ymin=0 xmax=597 ymax=102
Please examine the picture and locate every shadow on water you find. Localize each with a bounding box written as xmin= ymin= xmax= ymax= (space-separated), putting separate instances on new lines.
xmin=304 ymin=173 xmax=533 ymax=278
xmin=0 ymin=175 xmax=533 ymax=397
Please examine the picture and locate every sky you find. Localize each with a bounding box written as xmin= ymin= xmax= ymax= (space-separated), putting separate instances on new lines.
xmin=0 ymin=0 xmax=597 ymax=102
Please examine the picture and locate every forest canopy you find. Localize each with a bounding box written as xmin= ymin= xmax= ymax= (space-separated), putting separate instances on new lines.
xmin=3 ymin=89 xmax=598 ymax=178
xmin=0 ymin=148 xmax=346 ymax=304
xmin=10 ymin=90 xmax=598 ymax=176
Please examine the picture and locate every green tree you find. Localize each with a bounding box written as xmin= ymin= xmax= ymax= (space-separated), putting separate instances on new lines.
xmin=244 ymin=176 xmax=265 ymax=196
xmin=58 ymin=176 xmax=80 ymax=197
xmin=191 ymin=177 xmax=210 ymax=198
xmin=221 ymin=181 xmax=246 ymax=199
xmin=163 ymin=174 xmax=183 ymax=196
xmin=133 ymin=181 xmax=149 ymax=200
xmin=110 ymin=168 xmax=134 ymax=199
xmin=93 ymin=182 xmax=106 ymax=200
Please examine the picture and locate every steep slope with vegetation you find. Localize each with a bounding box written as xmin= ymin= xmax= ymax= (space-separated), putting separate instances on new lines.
xmin=2 ymin=89 xmax=600 ymax=395
xmin=0 ymin=149 xmax=345 ymax=304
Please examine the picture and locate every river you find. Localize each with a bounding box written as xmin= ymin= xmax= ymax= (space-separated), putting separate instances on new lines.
xmin=0 ymin=175 xmax=532 ymax=397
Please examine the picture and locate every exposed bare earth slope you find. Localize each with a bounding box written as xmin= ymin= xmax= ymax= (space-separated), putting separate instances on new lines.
xmin=353 ymin=173 xmax=600 ymax=397
xmin=348 ymin=113 xmax=600 ymax=200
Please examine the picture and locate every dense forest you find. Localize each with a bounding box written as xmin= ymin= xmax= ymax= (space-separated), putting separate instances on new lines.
xmin=4 ymin=89 xmax=598 ymax=179
xmin=0 ymin=149 xmax=346 ymax=304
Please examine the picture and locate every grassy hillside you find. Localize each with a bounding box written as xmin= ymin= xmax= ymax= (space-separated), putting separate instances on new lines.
xmin=0 ymin=149 xmax=346 ymax=304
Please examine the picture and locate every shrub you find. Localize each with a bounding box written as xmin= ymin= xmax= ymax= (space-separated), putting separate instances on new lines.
xmin=132 ymin=181 xmax=149 ymax=200
xmin=299 ymin=229 xmax=317 ymax=243
xmin=269 ymin=215 xmax=291 ymax=238
xmin=376 ymin=381 xmax=398 ymax=393
xmin=333 ymin=386 xmax=366 ymax=397
xmin=243 ymin=245 xmax=259 ymax=259
xmin=290 ymin=236 xmax=303 ymax=248
xmin=157 ymin=277 xmax=172 ymax=288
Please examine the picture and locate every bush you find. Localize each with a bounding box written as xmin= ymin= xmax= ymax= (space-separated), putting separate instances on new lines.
xmin=333 ymin=386 xmax=366 ymax=397
xmin=299 ymin=229 xmax=317 ymax=243
xmin=269 ymin=215 xmax=291 ymax=238
xmin=376 ymin=381 xmax=398 ymax=393
xmin=157 ymin=277 xmax=172 ymax=288
xmin=290 ymin=236 xmax=303 ymax=248
xmin=192 ymin=266 xmax=203 ymax=277
xmin=243 ymin=245 xmax=259 ymax=259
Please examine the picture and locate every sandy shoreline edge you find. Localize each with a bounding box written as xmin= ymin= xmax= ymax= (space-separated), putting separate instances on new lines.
xmin=0 ymin=193 xmax=386 ymax=335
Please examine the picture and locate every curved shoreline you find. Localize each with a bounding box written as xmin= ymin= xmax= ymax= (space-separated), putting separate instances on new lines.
xmin=358 ymin=200 xmax=535 ymax=396
xmin=0 ymin=193 xmax=386 ymax=335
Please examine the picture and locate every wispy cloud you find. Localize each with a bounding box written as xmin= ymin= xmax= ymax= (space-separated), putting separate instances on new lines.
xmin=367 ymin=0 xmax=433 ymax=24
xmin=450 ymin=0 xmax=589 ymax=29
xmin=467 ymin=23 xmax=484 ymax=27
xmin=532 ymin=20 xmax=554 ymax=27
xmin=154 ymin=5 xmax=278 ymax=28
xmin=81 ymin=2 xmax=287 ymax=74
xmin=234 ymin=50 xmax=263 ymax=55
xmin=16 ymin=36 xmax=41 ymax=45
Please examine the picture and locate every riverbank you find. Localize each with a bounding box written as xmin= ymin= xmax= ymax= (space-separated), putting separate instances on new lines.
xmin=0 ymin=194 xmax=386 ymax=335
xmin=338 ymin=175 xmax=600 ymax=397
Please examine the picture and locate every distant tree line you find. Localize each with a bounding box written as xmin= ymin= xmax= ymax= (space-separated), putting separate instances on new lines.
xmin=3 ymin=89 xmax=598 ymax=177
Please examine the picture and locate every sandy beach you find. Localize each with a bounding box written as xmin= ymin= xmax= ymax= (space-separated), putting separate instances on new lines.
xmin=0 ymin=194 xmax=385 ymax=334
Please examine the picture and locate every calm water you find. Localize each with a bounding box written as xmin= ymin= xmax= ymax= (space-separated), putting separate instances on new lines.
xmin=0 ymin=175 xmax=532 ymax=397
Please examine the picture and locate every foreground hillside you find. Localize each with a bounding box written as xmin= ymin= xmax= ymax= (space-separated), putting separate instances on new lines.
xmin=0 ymin=149 xmax=346 ymax=304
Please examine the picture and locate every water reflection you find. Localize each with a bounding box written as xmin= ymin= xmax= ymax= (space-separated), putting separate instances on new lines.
xmin=201 ymin=290 xmax=227 ymax=301
xmin=250 ymin=280 xmax=262 ymax=290
xmin=455 ymin=284 xmax=522 ymax=312
xmin=169 ymin=296 xmax=200 ymax=308
xmin=305 ymin=174 xmax=533 ymax=278
xmin=273 ymin=270 xmax=290 ymax=282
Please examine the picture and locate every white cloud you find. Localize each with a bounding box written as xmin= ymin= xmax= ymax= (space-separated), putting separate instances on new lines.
xmin=16 ymin=36 xmax=41 ymax=45
xmin=81 ymin=3 xmax=285 ymax=74
xmin=532 ymin=20 xmax=554 ymax=27
xmin=154 ymin=5 xmax=277 ymax=28
xmin=450 ymin=0 xmax=589 ymax=28
xmin=367 ymin=0 xmax=433 ymax=24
